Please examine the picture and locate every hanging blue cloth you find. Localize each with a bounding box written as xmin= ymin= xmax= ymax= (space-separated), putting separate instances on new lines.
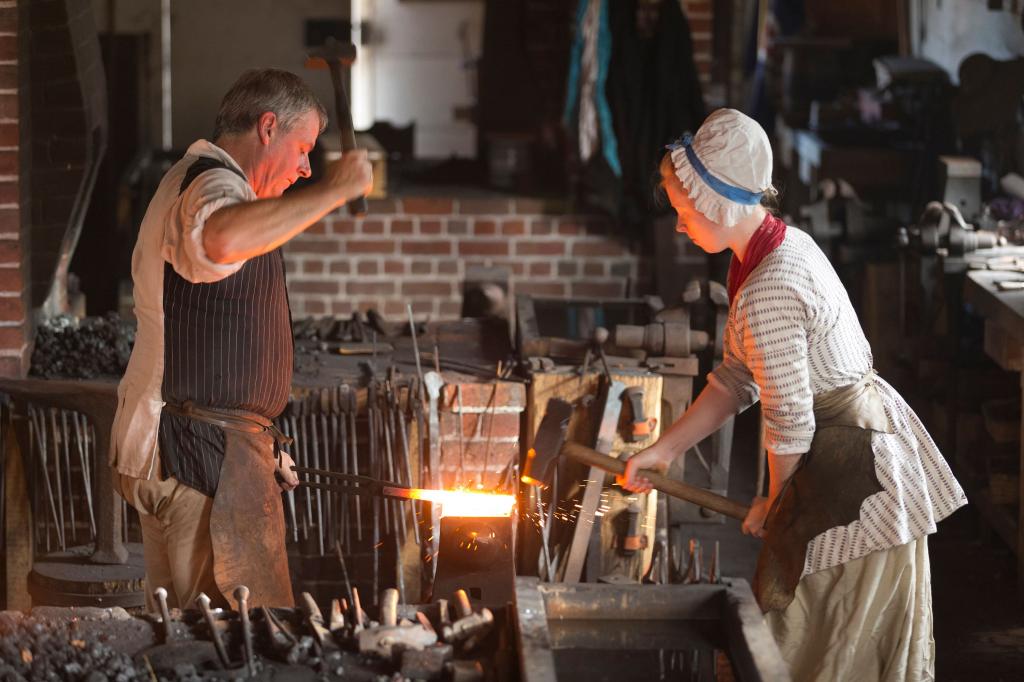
xmin=563 ymin=0 xmax=622 ymax=178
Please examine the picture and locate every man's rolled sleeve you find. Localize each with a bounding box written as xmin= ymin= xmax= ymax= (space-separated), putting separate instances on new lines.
xmin=163 ymin=168 xmax=250 ymax=283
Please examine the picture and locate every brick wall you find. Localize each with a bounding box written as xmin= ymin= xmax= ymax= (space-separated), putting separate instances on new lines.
xmin=29 ymin=0 xmax=105 ymax=313
xmin=438 ymin=381 xmax=524 ymax=490
xmin=682 ymin=0 xmax=713 ymax=89
xmin=0 ymin=0 xmax=30 ymax=378
xmin=282 ymin=196 xmax=652 ymax=320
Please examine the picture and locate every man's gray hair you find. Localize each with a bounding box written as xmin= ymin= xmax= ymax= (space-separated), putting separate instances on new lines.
xmin=213 ymin=69 xmax=328 ymax=140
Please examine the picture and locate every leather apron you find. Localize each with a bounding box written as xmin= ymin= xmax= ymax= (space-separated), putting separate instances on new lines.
xmin=164 ymin=401 xmax=295 ymax=609
xmin=752 ymin=373 xmax=893 ymax=613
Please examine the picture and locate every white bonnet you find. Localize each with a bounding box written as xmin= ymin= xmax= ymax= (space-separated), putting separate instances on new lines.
xmin=667 ymin=108 xmax=773 ymax=227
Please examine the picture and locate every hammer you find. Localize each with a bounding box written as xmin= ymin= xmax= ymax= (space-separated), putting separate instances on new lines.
xmin=560 ymin=441 xmax=750 ymax=521
xmin=306 ymin=36 xmax=368 ymax=217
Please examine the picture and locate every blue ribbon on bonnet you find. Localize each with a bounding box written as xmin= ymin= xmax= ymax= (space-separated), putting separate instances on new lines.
xmin=666 ymin=133 xmax=764 ymax=206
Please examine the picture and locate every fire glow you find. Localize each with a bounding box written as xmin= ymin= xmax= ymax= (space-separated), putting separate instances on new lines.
xmin=384 ymin=486 xmax=515 ymax=518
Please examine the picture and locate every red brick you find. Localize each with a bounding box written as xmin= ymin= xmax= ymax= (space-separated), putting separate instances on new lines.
xmin=360 ymin=219 xmax=385 ymax=234
xmin=529 ymin=262 xmax=552 ymax=277
xmin=411 ymin=261 xmax=431 ymax=275
xmin=383 ymin=259 xmax=405 ymax=275
xmin=572 ymin=239 xmax=627 ymax=257
xmin=0 ymin=266 xmax=21 ymax=291
xmin=383 ymin=300 xmax=407 ymax=317
xmin=0 ymin=36 xmax=15 ymax=62
xmin=0 ymin=124 xmax=17 ymax=147
xmin=367 ymin=198 xmax=398 ymax=213
xmin=348 ymin=281 xmax=395 ymax=295
xmin=438 ymin=440 xmax=521 ymax=480
xmin=391 ymin=219 xmax=414 ymax=235
xmin=437 ymin=260 xmax=459 ymax=275
xmin=304 ymin=300 xmax=327 ymax=314
xmin=558 ymin=220 xmax=584 ymax=236
xmin=0 ymin=208 xmax=17 ymax=233
xmin=346 ymin=239 xmax=394 ymax=254
xmin=501 ymin=220 xmax=526 ymax=236
xmin=0 ymin=65 xmax=15 ymax=91
xmin=515 ymin=281 xmax=565 ymax=297
xmin=402 ymin=240 xmax=451 ymax=255
xmin=583 ymin=262 xmax=604 ymax=277
xmin=0 ymin=354 xmax=26 ymax=379
xmin=557 ymin=261 xmax=577 ymax=277
xmin=496 ymin=261 xmax=524 ymax=275
xmin=531 ymin=219 xmax=554 ymax=235
xmin=0 ymin=296 xmax=23 ymax=321
xmin=332 ymin=300 xmax=355 ymax=315
xmin=515 ymin=198 xmax=564 ymax=214
xmin=0 ymin=240 xmax=19 ymax=263
xmin=0 ymin=152 xmax=16 ymax=176
xmin=439 ymin=301 xmax=462 ymax=318
xmin=0 ymin=95 xmax=16 ymax=121
xmin=305 ymin=221 xmax=326 ymax=235
xmin=402 ymin=197 xmax=453 ymax=215
xmin=409 ymin=300 xmax=433 ymax=315
xmin=302 ymin=260 xmax=325 ymax=274
xmin=459 ymin=240 xmax=508 ymax=256
xmin=516 ymin=241 xmax=564 ymax=256
xmin=421 ymin=220 xmax=443 ymax=235
xmin=289 ymin=279 xmax=339 ymax=295
xmin=440 ymin=410 xmax=522 ymax=440
xmin=288 ymin=239 xmax=340 ymax=254
xmin=441 ymin=381 xmax=526 ymax=408
xmin=0 ymin=326 xmax=25 ymax=349
xmin=447 ymin=219 xmax=469 ymax=235
xmin=571 ymin=281 xmax=624 ymax=298
xmin=693 ymin=39 xmax=711 ymax=55
xmin=332 ymin=219 xmax=356 ymax=234
xmin=330 ymin=261 xmax=351 ymax=274
xmin=357 ymin=260 xmax=379 ymax=275
xmin=401 ymin=280 xmax=451 ymax=296
xmin=457 ymin=198 xmax=511 ymax=214
xmin=0 ymin=8 xmax=14 ymax=33
xmin=473 ymin=220 xmax=497 ymax=236
xmin=688 ymin=17 xmax=712 ymax=33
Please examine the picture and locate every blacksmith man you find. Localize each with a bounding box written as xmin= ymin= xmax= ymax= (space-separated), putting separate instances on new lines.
xmin=111 ymin=69 xmax=372 ymax=609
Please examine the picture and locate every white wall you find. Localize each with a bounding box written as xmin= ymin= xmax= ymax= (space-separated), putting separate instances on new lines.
xmin=93 ymin=0 xmax=481 ymax=158
xmin=914 ymin=0 xmax=1024 ymax=83
xmin=94 ymin=0 xmax=350 ymax=147
xmin=358 ymin=0 xmax=482 ymax=158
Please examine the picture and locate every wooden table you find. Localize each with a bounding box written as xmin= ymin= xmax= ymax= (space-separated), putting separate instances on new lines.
xmin=964 ymin=267 xmax=1024 ymax=593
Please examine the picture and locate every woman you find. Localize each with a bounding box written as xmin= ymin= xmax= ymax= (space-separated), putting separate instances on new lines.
xmin=622 ymin=108 xmax=966 ymax=681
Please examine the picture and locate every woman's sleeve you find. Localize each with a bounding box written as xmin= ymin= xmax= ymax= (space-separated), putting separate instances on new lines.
xmin=741 ymin=285 xmax=815 ymax=455
xmin=707 ymin=319 xmax=761 ymax=412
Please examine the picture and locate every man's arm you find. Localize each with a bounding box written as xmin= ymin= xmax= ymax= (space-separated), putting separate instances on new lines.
xmin=203 ymin=150 xmax=372 ymax=264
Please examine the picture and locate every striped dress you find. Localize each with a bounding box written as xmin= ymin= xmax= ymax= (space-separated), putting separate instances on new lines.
xmin=708 ymin=227 xmax=967 ymax=576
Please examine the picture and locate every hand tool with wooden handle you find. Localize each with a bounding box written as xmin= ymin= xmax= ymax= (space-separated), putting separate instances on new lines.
xmin=560 ymin=441 xmax=751 ymax=521
xmin=305 ymin=36 xmax=368 ymax=217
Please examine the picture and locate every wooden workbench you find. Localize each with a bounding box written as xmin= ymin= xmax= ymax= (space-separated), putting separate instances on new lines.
xmin=964 ymin=266 xmax=1024 ymax=593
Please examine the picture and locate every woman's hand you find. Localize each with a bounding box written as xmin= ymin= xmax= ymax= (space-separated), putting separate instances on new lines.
xmin=619 ymin=445 xmax=675 ymax=494
xmin=742 ymin=495 xmax=771 ymax=538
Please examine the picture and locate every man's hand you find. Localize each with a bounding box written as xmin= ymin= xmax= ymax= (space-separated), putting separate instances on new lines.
xmin=276 ymin=450 xmax=300 ymax=492
xmin=742 ymin=495 xmax=771 ymax=538
xmin=323 ymin=149 xmax=373 ymax=206
xmin=618 ymin=444 xmax=675 ymax=494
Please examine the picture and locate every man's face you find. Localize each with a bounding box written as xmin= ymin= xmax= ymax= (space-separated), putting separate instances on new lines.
xmin=256 ymin=109 xmax=319 ymax=198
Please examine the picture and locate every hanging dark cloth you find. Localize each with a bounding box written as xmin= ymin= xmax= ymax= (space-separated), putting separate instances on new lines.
xmin=607 ymin=0 xmax=706 ymax=228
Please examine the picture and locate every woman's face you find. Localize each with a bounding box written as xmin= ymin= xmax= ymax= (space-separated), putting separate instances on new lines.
xmin=661 ymin=159 xmax=730 ymax=254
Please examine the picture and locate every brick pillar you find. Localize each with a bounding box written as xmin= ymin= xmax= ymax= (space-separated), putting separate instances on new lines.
xmin=682 ymin=0 xmax=714 ymax=90
xmin=0 ymin=0 xmax=31 ymax=378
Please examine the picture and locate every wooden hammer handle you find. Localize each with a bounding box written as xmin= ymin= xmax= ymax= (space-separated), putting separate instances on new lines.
xmin=561 ymin=442 xmax=751 ymax=521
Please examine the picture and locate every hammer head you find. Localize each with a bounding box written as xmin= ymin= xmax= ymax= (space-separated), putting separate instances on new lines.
xmin=522 ymin=399 xmax=573 ymax=487
xmin=305 ymin=36 xmax=357 ymax=70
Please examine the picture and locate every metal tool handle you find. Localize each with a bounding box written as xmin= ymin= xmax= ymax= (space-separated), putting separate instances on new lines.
xmin=560 ymin=442 xmax=750 ymax=521
xmin=325 ymin=60 xmax=368 ymax=217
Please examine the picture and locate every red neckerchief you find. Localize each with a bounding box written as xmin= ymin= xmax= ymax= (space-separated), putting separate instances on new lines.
xmin=727 ymin=212 xmax=787 ymax=303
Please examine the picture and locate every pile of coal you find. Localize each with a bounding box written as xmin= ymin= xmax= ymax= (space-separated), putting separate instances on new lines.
xmin=0 ymin=610 xmax=149 ymax=682
xmin=30 ymin=314 xmax=136 ymax=379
